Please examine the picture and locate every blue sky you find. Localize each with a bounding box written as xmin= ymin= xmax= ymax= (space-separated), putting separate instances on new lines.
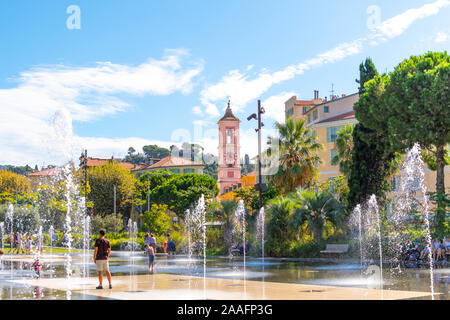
xmin=0 ymin=0 xmax=449 ymax=166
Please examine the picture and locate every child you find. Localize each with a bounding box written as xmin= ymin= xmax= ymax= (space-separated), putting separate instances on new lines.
xmin=146 ymin=244 xmax=155 ymax=274
xmin=26 ymin=234 xmax=32 ymax=255
xmin=32 ymin=258 xmax=41 ymax=278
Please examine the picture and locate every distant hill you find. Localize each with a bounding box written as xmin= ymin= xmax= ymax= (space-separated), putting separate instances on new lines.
xmin=0 ymin=165 xmax=39 ymax=176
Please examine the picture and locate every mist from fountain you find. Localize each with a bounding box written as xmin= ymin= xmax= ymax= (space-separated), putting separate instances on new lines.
xmin=256 ymin=207 xmax=265 ymax=261
xmin=234 ymin=200 xmax=246 ymax=285
xmin=398 ymin=143 xmax=435 ymax=299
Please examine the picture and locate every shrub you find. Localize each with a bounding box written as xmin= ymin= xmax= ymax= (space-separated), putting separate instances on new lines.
xmin=91 ymin=213 xmax=124 ymax=235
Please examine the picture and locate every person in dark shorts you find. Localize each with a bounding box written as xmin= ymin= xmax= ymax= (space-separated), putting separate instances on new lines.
xmin=167 ymin=234 xmax=176 ymax=256
xmin=93 ymin=229 xmax=112 ymax=289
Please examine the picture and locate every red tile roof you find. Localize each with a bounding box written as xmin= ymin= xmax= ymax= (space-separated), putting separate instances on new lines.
xmin=28 ymin=168 xmax=58 ymax=177
xmin=147 ymin=156 xmax=203 ymax=169
xmin=318 ymin=111 xmax=355 ymax=123
xmin=85 ymin=157 xmax=139 ymax=170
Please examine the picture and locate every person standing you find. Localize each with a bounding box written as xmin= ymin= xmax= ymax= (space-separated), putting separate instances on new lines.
xmin=9 ymin=232 xmax=14 ymax=254
xmin=167 ymin=234 xmax=176 ymax=256
xmin=16 ymin=232 xmax=23 ymax=254
xmin=146 ymin=244 xmax=155 ymax=273
xmin=144 ymin=232 xmax=151 ymax=249
xmin=93 ymin=229 xmax=112 ymax=289
xmin=150 ymin=233 xmax=157 ymax=253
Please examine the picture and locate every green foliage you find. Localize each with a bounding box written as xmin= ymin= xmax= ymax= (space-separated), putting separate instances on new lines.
xmin=210 ymin=199 xmax=238 ymax=247
xmin=267 ymin=117 xmax=323 ymax=194
xmin=316 ymin=175 xmax=350 ymax=205
xmin=351 ymin=58 xmax=400 ymax=209
xmin=347 ymin=124 xmax=399 ymax=209
xmin=291 ymin=190 xmax=346 ymax=244
xmin=0 ymin=165 xmax=37 ymax=176
xmin=137 ymin=171 xmax=219 ymax=217
xmin=360 ymin=52 xmax=449 ymax=195
xmin=0 ymin=204 xmax=41 ymax=233
xmin=421 ymin=146 xmax=450 ymax=171
xmin=0 ymin=169 xmax=31 ymax=195
xmin=87 ymin=161 xmax=135 ymax=217
xmin=142 ymin=144 xmax=170 ymax=160
xmin=428 ymin=192 xmax=450 ymax=237
xmin=331 ymin=124 xmax=354 ymax=178
xmin=139 ymin=204 xmax=171 ymax=237
xmin=91 ymin=213 xmax=124 ymax=234
xmin=356 ymin=57 xmax=379 ymax=94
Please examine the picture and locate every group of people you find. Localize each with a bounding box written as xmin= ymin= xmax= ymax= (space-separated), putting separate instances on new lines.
xmin=8 ymin=231 xmax=42 ymax=255
xmin=407 ymin=236 xmax=450 ymax=263
xmin=93 ymin=231 xmax=179 ymax=289
xmin=228 ymin=241 xmax=250 ymax=257
xmin=143 ymin=232 xmax=176 ymax=273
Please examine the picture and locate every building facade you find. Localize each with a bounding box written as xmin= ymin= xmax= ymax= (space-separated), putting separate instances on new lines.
xmin=284 ymin=91 xmax=450 ymax=196
xmin=131 ymin=156 xmax=204 ymax=178
xmin=217 ymin=101 xmax=241 ymax=195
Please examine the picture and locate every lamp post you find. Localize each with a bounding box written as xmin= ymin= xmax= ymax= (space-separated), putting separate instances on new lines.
xmin=247 ymin=100 xmax=265 ymax=209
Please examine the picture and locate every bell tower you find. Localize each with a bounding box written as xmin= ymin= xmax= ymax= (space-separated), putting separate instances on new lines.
xmin=218 ymin=100 xmax=241 ymax=195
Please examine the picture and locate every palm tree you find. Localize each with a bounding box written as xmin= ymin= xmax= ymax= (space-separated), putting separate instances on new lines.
xmin=331 ymin=124 xmax=354 ymax=178
xmin=291 ymin=190 xmax=345 ymax=244
xmin=212 ymin=200 xmax=238 ymax=247
xmin=267 ymin=117 xmax=323 ymax=194
xmin=266 ymin=196 xmax=296 ymax=243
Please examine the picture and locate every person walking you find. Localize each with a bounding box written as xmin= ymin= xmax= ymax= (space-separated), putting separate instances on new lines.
xmin=150 ymin=233 xmax=157 ymax=253
xmin=93 ymin=229 xmax=112 ymax=289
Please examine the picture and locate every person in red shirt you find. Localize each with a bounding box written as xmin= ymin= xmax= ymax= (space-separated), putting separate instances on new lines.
xmin=32 ymin=258 xmax=41 ymax=278
xmin=93 ymin=229 xmax=112 ymax=289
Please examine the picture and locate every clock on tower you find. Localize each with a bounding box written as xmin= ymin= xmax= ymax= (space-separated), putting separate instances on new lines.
xmin=217 ymin=101 xmax=241 ymax=195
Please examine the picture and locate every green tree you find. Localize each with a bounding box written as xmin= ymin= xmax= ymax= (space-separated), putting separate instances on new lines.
xmin=0 ymin=170 xmax=31 ymax=194
xmin=143 ymin=144 xmax=170 ymax=160
xmin=291 ymin=190 xmax=345 ymax=244
xmin=356 ymin=58 xmax=379 ymax=94
xmin=87 ymin=161 xmax=136 ymax=217
xmin=137 ymin=171 xmax=219 ymax=218
xmin=350 ymin=58 xmax=399 ymax=209
xmin=140 ymin=203 xmax=171 ymax=236
xmin=331 ymin=124 xmax=354 ymax=178
xmin=267 ymin=117 xmax=323 ymax=194
xmin=384 ymin=52 xmax=449 ymax=194
xmin=210 ymin=199 xmax=238 ymax=247
xmin=123 ymin=147 xmax=146 ymax=165
xmin=266 ymin=196 xmax=296 ymax=243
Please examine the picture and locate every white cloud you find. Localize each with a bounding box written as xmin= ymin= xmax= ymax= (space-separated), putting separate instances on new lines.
xmin=0 ymin=50 xmax=203 ymax=166
xmin=198 ymin=0 xmax=449 ymax=117
xmin=262 ymin=92 xmax=298 ymax=123
xmin=374 ymin=0 xmax=450 ymax=40
xmin=435 ymin=31 xmax=449 ymax=42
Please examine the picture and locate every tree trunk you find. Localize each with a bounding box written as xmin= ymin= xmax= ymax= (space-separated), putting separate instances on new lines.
xmin=435 ymin=144 xmax=445 ymax=194
xmin=313 ymin=227 xmax=321 ymax=244
xmin=435 ymin=144 xmax=446 ymax=237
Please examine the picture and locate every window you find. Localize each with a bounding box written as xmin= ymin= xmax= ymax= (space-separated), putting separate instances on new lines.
xmin=308 ymin=114 xmax=312 ymax=123
xmin=326 ymin=126 xmax=340 ymax=142
xmin=391 ymin=175 xmax=401 ymax=192
xmin=313 ymin=110 xmax=318 ymax=121
xmin=286 ymin=108 xmax=293 ymax=117
xmin=170 ymin=169 xmax=180 ymax=174
xmin=183 ymin=168 xmax=195 ymax=174
xmin=302 ymin=107 xmax=307 ymax=114
xmin=324 ymin=106 xmax=329 ymax=113
xmin=330 ymin=149 xmax=338 ymax=165
xmin=227 ymin=171 xmax=234 ymax=178
xmin=226 ymin=129 xmax=233 ymax=144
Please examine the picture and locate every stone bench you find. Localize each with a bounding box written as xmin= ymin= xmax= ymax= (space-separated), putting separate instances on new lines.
xmin=320 ymin=244 xmax=349 ymax=255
